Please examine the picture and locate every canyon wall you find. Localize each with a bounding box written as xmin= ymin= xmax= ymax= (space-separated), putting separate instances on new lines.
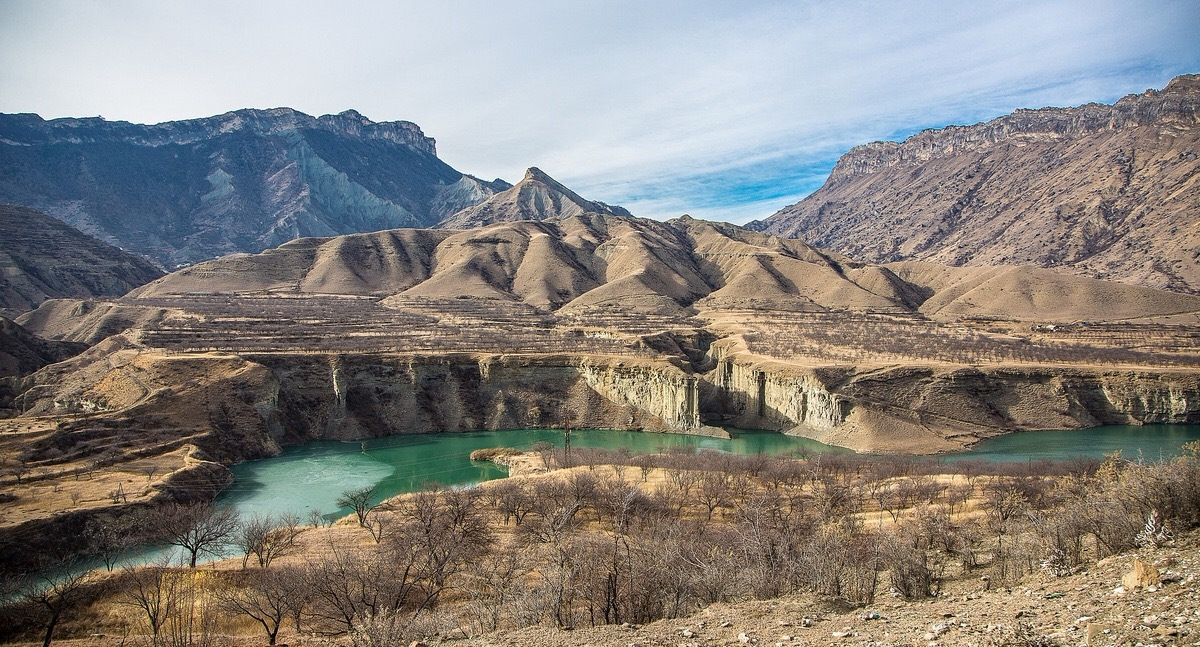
xmin=703 ymin=345 xmax=1200 ymax=452
xmin=253 ymin=353 xmax=711 ymax=444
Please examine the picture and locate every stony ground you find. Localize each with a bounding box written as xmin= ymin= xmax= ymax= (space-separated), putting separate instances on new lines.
xmin=12 ymin=529 xmax=1197 ymax=647
xmin=464 ymin=534 xmax=1199 ymax=647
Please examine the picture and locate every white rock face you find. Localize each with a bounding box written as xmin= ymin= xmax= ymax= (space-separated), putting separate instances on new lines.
xmin=708 ymin=353 xmax=848 ymax=433
xmin=580 ymin=361 xmax=702 ymax=432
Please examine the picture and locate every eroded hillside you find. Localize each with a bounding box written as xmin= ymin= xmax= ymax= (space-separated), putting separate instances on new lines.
xmin=754 ymin=74 xmax=1200 ymax=294
xmin=2 ymin=214 xmax=1199 ymax=570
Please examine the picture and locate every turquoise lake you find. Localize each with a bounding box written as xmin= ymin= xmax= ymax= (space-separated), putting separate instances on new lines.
xmin=216 ymin=424 xmax=1200 ymax=521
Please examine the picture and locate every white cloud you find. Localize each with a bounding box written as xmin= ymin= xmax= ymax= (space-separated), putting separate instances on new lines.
xmin=2 ymin=0 xmax=1197 ymax=224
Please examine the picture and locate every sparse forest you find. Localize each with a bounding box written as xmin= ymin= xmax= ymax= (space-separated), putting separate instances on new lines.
xmin=3 ymin=443 xmax=1198 ymax=645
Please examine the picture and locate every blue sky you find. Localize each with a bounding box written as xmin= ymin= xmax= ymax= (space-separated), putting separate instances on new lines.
xmin=1 ymin=0 xmax=1198 ymax=224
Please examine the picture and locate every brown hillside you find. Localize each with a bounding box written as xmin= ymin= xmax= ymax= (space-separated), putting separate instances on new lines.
xmin=436 ymin=167 xmax=631 ymax=229
xmin=0 ymin=204 xmax=163 ymax=317
xmin=755 ymin=74 xmax=1200 ymax=294
xmin=131 ymin=214 xmax=1200 ymax=323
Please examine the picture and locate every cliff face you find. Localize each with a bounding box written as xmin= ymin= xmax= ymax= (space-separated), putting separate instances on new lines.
xmin=0 ymin=109 xmax=503 ymax=266
xmin=258 ymin=354 xmax=710 ymax=442
xmin=755 ymin=74 xmax=1200 ymax=294
xmin=703 ymin=344 xmax=1200 ymax=453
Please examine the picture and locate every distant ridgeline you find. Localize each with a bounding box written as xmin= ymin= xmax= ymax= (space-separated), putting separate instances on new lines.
xmin=751 ymin=74 xmax=1200 ymax=294
xmin=0 ymin=108 xmax=537 ymax=267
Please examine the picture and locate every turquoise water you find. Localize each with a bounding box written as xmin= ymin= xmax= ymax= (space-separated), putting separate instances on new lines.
xmin=216 ymin=425 xmax=1200 ymax=521
xmin=217 ymin=428 xmax=842 ymax=521
xmin=942 ymin=424 xmax=1200 ymax=464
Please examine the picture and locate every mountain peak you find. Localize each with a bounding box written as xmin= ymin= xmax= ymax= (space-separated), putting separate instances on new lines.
xmin=523 ymin=167 xmax=554 ymax=183
xmin=437 ymin=167 xmax=631 ymax=229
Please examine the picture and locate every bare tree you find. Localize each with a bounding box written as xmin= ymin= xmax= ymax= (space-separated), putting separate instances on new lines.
xmin=337 ymin=486 xmax=378 ymax=528
xmin=234 ymin=513 xmax=302 ymax=568
xmin=86 ymin=514 xmax=141 ymax=572
xmin=121 ymin=562 xmax=178 ymax=647
xmin=22 ymin=562 xmax=93 ymax=647
xmin=150 ymin=502 xmax=239 ymax=568
xmin=217 ymin=567 xmax=307 ymax=645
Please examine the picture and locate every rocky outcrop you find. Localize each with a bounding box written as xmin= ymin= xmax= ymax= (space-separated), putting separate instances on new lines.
xmin=579 ymin=360 xmax=725 ymax=435
xmin=252 ymin=353 xmax=715 ymax=443
xmin=754 ymin=74 xmax=1200 ymax=293
xmin=706 ymin=350 xmax=851 ymax=434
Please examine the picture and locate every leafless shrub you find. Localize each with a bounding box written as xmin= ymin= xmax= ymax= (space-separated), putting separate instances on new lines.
xmin=880 ymin=532 xmax=935 ymax=599
xmin=233 ymin=513 xmax=302 ymax=568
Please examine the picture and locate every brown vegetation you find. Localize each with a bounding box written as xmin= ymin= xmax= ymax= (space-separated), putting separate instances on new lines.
xmin=3 ymin=443 xmax=1198 ymax=645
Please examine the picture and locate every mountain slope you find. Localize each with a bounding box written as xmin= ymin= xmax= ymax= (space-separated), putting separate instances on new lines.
xmin=130 ymin=214 xmax=1200 ymax=322
xmin=0 ymin=108 xmax=506 ymax=266
xmin=753 ymin=74 xmax=1200 ymax=294
xmin=437 ymin=167 xmax=632 ymax=229
xmin=0 ymin=316 xmax=85 ymax=377
xmin=0 ymin=204 xmax=163 ymax=316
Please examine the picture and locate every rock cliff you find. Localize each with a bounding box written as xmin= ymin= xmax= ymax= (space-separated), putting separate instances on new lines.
xmin=754 ymin=74 xmax=1200 ymax=294
xmin=703 ymin=342 xmax=1200 ymax=452
xmin=0 ymin=109 xmax=505 ymax=266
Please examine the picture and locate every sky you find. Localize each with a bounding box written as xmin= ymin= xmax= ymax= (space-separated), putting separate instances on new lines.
xmin=1 ymin=1 xmax=1198 ymax=224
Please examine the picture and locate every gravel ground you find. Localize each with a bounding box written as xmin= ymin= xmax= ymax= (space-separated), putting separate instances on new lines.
xmin=464 ymin=531 xmax=1199 ymax=647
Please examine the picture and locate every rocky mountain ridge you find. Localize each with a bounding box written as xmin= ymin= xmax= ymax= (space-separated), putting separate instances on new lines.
xmin=0 ymin=107 xmax=437 ymax=153
xmin=0 ymin=108 xmax=527 ymax=267
xmin=753 ymin=74 xmax=1200 ymax=294
xmin=823 ymin=75 xmax=1200 ymax=184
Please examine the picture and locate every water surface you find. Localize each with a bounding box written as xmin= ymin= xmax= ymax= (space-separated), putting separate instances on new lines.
xmin=217 ymin=424 xmax=1200 ymax=521
xmin=218 ymin=428 xmax=840 ymax=520
xmin=942 ymin=424 xmax=1200 ymax=464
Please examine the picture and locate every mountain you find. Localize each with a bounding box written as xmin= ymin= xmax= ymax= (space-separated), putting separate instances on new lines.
xmin=0 ymin=316 xmax=85 ymax=377
xmin=0 ymin=204 xmax=163 ymax=316
xmin=752 ymin=74 xmax=1200 ymax=294
xmin=131 ymin=213 xmax=1200 ymax=322
xmin=0 ymin=108 xmax=509 ymax=266
xmin=437 ymin=167 xmax=632 ymax=229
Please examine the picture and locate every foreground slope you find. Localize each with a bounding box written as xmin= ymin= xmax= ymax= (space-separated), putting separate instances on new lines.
xmin=754 ymin=74 xmax=1200 ymax=294
xmin=0 ymin=204 xmax=163 ymax=317
xmin=0 ymin=109 xmax=509 ymax=266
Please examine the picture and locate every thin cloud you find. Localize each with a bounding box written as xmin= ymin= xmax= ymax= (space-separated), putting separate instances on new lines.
xmin=1 ymin=0 xmax=1197 ymax=225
